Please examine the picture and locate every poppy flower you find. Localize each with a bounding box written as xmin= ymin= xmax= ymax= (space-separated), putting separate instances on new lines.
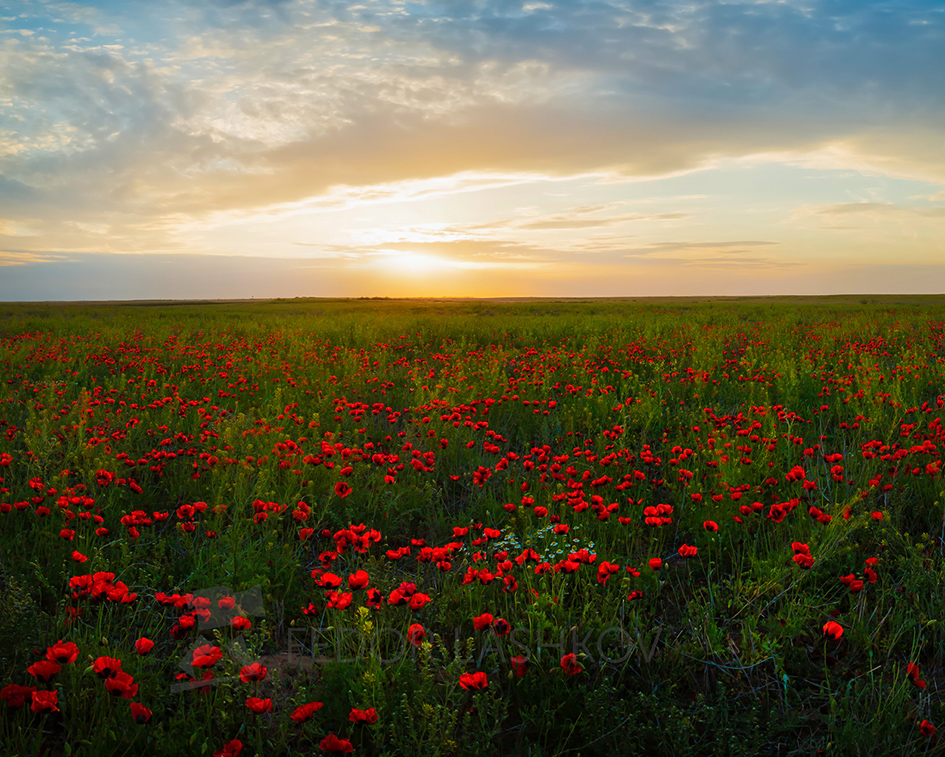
xmin=212 ymin=739 xmax=243 ymax=757
xmin=792 ymin=553 xmax=814 ymax=569
xmin=677 ymin=544 xmax=697 ymax=558
xmin=28 ymin=660 xmax=62 ymax=683
xmin=907 ymin=663 xmax=927 ymax=689
xmin=192 ymin=645 xmax=223 ymax=668
xmin=105 ymin=670 xmax=139 ymax=699
xmin=1 ymin=684 xmax=36 ymax=708
xmin=348 ymin=570 xmax=370 ymax=590
xmin=560 ymin=653 xmax=582 ymax=676
xmin=134 ymin=637 xmax=154 ymax=655
xmin=511 ymin=655 xmax=529 ymax=678
xmin=408 ymin=592 xmax=431 ymax=611
xmin=319 ymin=734 xmax=354 ymax=753
xmin=291 ymin=701 xmax=324 ymax=722
xmin=473 ymin=613 xmax=494 ymax=630
xmin=130 ymin=701 xmax=152 ymax=724
xmin=822 ymin=621 xmax=843 ymax=640
xmin=349 ymin=706 xmax=378 ymax=724
xmin=459 ymin=671 xmax=488 ymax=690
xmin=240 ymin=663 xmax=268 ymax=683
xmin=334 ymin=482 xmax=352 ymax=498
xmin=46 ymin=641 xmax=79 ymax=665
xmin=246 ymin=697 xmax=272 ymax=714
xmin=232 ymin=616 xmax=252 ymax=631
xmin=93 ymin=656 xmax=122 ymax=679
xmin=648 ymin=558 xmax=662 ymax=571
xmin=626 ymin=590 xmax=643 ymax=600
xmin=408 ymin=623 xmax=426 ymax=646
xmin=920 ymin=720 xmax=936 ymax=738
xmin=703 ymin=520 xmax=719 ymax=532
xmin=493 ymin=618 xmax=511 ymax=636
xmin=30 ymin=690 xmax=59 ymax=714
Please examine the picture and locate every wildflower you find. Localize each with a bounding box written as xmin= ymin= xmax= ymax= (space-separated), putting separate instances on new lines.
xmin=104 ymin=670 xmax=138 ymax=699
xmin=290 ymin=701 xmax=324 ymax=722
xmin=459 ymin=671 xmax=488 ymax=690
xmin=30 ymin=690 xmax=59 ymax=714
xmin=319 ymin=734 xmax=354 ymax=753
xmin=130 ymin=702 xmax=152 ymax=724
xmin=822 ymin=621 xmax=843 ymax=640
xmin=407 ymin=623 xmax=426 ymax=646
xmin=511 ymin=655 xmax=529 ymax=678
xmin=28 ymin=660 xmax=61 ymax=683
xmin=349 ymin=707 xmax=378 ymax=724
xmin=134 ymin=637 xmax=154 ymax=655
xmin=93 ymin=656 xmax=122 ymax=678
xmin=212 ymin=739 xmax=243 ymax=757
xmin=246 ymin=697 xmax=272 ymax=714
xmin=240 ymin=663 xmax=267 ymax=683
xmin=560 ymin=653 xmax=582 ymax=676
xmin=1 ymin=684 xmax=36 ymax=708
xmin=46 ymin=640 xmax=79 ymax=665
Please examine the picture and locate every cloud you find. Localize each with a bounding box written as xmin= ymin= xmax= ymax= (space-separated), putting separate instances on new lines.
xmin=0 ymin=0 xmax=943 ymax=300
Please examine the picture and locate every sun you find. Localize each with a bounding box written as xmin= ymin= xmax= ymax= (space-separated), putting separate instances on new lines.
xmin=373 ymin=251 xmax=458 ymax=276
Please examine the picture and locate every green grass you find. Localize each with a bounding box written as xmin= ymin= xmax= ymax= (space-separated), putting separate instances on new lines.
xmin=0 ymin=296 xmax=943 ymax=756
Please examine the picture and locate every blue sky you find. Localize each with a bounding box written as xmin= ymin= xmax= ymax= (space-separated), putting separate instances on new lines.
xmin=2 ymin=0 xmax=944 ymax=299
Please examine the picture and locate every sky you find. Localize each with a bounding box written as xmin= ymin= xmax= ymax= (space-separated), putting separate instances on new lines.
xmin=1 ymin=0 xmax=944 ymax=300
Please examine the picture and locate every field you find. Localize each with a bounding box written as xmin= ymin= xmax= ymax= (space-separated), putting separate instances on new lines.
xmin=0 ymin=296 xmax=943 ymax=756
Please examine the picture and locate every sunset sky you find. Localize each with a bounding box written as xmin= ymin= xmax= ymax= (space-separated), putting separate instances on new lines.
xmin=2 ymin=0 xmax=944 ymax=300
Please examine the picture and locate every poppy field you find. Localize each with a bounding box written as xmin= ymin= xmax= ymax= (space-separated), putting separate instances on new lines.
xmin=1 ymin=296 xmax=943 ymax=756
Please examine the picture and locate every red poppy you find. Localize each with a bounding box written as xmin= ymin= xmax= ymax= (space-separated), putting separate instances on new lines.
xmin=560 ymin=653 xmax=582 ymax=676
xmin=493 ymin=618 xmax=511 ymax=636
xmin=319 ymin=733 xmax=354 ymax=753
xmin=290 ymin=701 xmax=324 ymax=722
xmin=408 ymin=593 xmax=431 ymax=611
xmin=920 ymin=720 xmax=936 ymax=738
xmin=240 ymin=663 xmax=268 ymax=683
xmin=246 ymin=697 xmax=272 ymax=714
xmin=130 ymin=701 xmax=152 ymax=724
xmin=459 ymin=671 xmax=488 ymax=690
xmin=334 ymin=482 xmax=352 ymax=498
xmin=1 ymin=684 xmax=36 ymax=708
xmin=907 ymin=663 xmax=927 ymax=689
xmin=648 ymin=557 xmax=662 ymax=571
xmin=28 ymin=660 xmax=61 ymax=683
xmin=349 ymin=706 xmax=378 ymax=724
xmin=93 ymin=656 xmax=122 ymax=678
xmin=473 ymin=613 xmax=494 ymax=630
xmin=105 ymin=670 xmax=139 ymax=699
xmin=46 ymin=640 xmax=79 ymax=665
xmin=792 ymin=553 xmax=814 ymax=569
xmin=703 ymin=520 xmax=719 ymax=532
xmin=30 ymin=690 xmax=59 ymax=714
xmin=822 ymin=621 xmax=843 ymax=640
xmin=408 ymin=623 xmax=426 ymax=646
xmin=232 ymin=616 xmax=252 ymax=630
xmin=348 ymin=570 xmax=370 ymax=590
xmin=192 ymin=644 xmax=223 ymax=668
xmin=626 ymin=590 xmax=643 ymax=600
xmin=212 ymin=739 xmax=243 ymax=757
xmin=134 ymin=637 xmax=154 ymax=655
xmin=677 ymin=544 xmax=697 ymax=558
xmin=511 ymin=655 xmax=529 ymax=678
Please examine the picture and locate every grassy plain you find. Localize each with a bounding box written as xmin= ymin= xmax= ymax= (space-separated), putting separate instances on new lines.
xmin=0 ymin=296 xmax=943 ymax=756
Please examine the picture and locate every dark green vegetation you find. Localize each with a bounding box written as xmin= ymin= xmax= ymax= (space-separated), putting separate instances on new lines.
xmin=1 ymin=296 xmax=943 ymax=756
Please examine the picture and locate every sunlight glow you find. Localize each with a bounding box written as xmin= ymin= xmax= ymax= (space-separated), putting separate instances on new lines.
xmin=371 ymin=251 xmax=460 ymax=276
